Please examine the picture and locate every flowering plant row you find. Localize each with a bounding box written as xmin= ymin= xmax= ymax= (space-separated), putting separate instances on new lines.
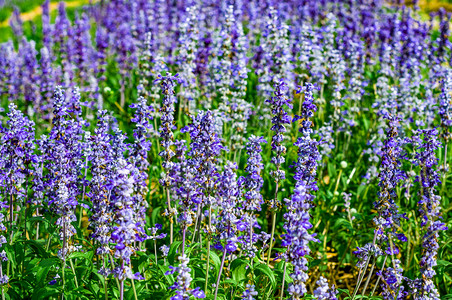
xmin=0 ymin=0 xmax=451 ymax=299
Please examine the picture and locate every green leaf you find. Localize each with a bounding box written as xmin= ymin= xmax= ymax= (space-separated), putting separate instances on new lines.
xmin=68 ymin=250 xmax=94 ymax=261
xmin=32 ymin=287 xmax=60 ymax=300
xmin=357 ymin=185 xmax=366 ymax=197
xmin=437 ymin=260 xmax=452 ymax=267
xmin=24 ymin=240 xmax=49 ymax=258
xmin=209 ymin=250 xmax=222 ymax=275
xmin=254 ymin=263 xmax=276 ymax=289
xmin=337 ymin=288 xmax=351 ymax=296
xmin=230 ymin=258 xmax=249 ymax=284
xmin=168 ymin=241 xmax=183 ymax=265
xmin=159 ymin=264 xmax=175 ymax=285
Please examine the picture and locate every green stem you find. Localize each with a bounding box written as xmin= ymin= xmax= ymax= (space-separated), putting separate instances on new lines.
xmin=214 ymin=247 xmax=227 ymax=300
xmin=69 ymin=259 xmax=79 ymax=289
xmin=361 ymin=256 xmax=376 ymax=296
xmin=205 ymin=239 xmax=210 ymax=294
xmin=267 ymin=179 xmax=280 ymax=265
xmin=280 ymin=260 xmax=287 ymax=300
xmin=131 ymin=276 xmax=138 ymax=300
xmin=370 ymin=255 xmax=387 ymax=297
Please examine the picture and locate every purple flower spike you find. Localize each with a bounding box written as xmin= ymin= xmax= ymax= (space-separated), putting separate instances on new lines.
xmin=410 ymin=128 xmax=448 ymax=299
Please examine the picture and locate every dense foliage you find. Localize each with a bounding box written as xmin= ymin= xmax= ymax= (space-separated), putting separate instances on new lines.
xmin=0 ymin=0 xmax=451 ymax=299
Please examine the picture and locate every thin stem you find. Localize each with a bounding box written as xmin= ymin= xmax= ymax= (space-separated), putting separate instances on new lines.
xmin=351 ymin=255 xmax=370 ymax=300
xmin=214 ymin=247 xmax=227 ymax=300
xmin=267 ymin=180 xmax=280 ymax=265
xmin=361 ymin=256 xmax=376 ymax=296
xmin=267 ymin=212 xmax=277 ymax=265
xmin=352 ymin=231 xmax=378 ymax=300
xmin=119 ymin=260 xmax=125 ymax=300
xmin=69 ymin=259 xmax=79 ymax=288
xmin=9 ymin=188 xmax=13 ymax=244
xmin=205 ymin=239 xmax=210 ymax=294
xmin=0 ymin=265 xmax=5 ymax=300
xmin=130 ymin=275 xmax=138 ymax=300
xmin=346 ymin=152 xmax=363 ymax=186
xmin=182 ymin=224 xmax=186 ymax=254
xmin=62 ymin=260 xmax=66 ymax=297
xmin=119 ymin=279 xmax=124 ymax=300
xmin=104 ymin=259 xmax=108 ymax=300
xmin=166 ymin=188 xmax=173 ymax=244
xmin=280 ymin=260 xmax=287 ymax=300
xmin=205 ymin=204 xmax=213 ymax=293
xmin=35 ymin=207 xmax=40 ymax=240
xmin=79 ymin=157 xmax=88 ymax=229
xmin=108 ymin=254 xmax=121 ymax=290
xmin=191 ymin=206 xmax=200 ymax=244
xmin=370 ymin=255 xmax=387 ymax=297
xmin=154 ymin=240 xmax=158 ymax=265
xmin=120 ymin=81 xmax=125 ymax=109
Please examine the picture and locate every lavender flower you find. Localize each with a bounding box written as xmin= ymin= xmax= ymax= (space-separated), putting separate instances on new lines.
xmin=41 ymin=0 xmax=52 ymax=51
xmin=373 ymin=115 xmax=407 ymax=246
xmin=157 ymin=73 xmax=181 ymax=243
xmin=130 ymin=96 xmax=154 ymax=239
xmin=439 ymin=73 xmax=452 ymax=142
xmin=216 ymin=162 xmax=241 ymax=253
xmin=0 ymin=103 xmax=36 ymax=241
xmin=19 ymin=39 xmax=40 ymax=107
xmin=282 ymin=182 xmax=319 ymax=298
xmin=110 ymin=158 xmax=143 ymax=282
xmin=242 ymin=284 xmax=258 ymax=300
xmin=293 ymin=83 xmax=321 ymax=191
xmin=40 ymin=87 xmax=84 ymax=260
xmin=39 ymin=46 xmax=55 ymax=116
xmin=353 ymin=244 xmax=383 ymax=270
xmin=177 ymin=5 xmax=200 ymax=113
xmin=267 ymin=80 xmax=292 ymax=188
xmin=353 ymin=115 xmax=407 ymax=298
xmin=242 ymin=135 xmax=267 ymax=212
xmin=411 ymin=128 xmax=448 ymax=299
xmin=378 ymin=259 xmax=406 ymax=300
xmin=239 ymin=135 xmax=267 ymax=258
xmin=182 ymin=110 xmax=224 ymax=209
xmin=40 ymin=87 xmax=85 ymax=260
xmin=87 ymin=111 xmax=114 ymax=273
xmin=282 ymin=82 xmax=323 ymax=298
xmin=0 ymin=197 xmax=8 ymax=286
xmin=257 ymin=7 xmax=293 ymax=98
xmin=158 ymin=73 xmax=180 ymax=187
xmin=166 ymin=255 xmax=205 ymax=300
xmin=313 ymin=276 xmax=338 ymax=300
xmin=160 ymin=245 xmax=170 ymax=258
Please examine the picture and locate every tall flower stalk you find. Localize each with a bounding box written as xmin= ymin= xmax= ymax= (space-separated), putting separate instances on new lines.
xmin=281 ymin=83 xmax=321 ymax=299
xmin=0 ymin=103 xmax=36 ymax=244
xmin=266 ymin=80 xmax=292 ymax=264
xmin=410 ymin=128 xmax=448 ymax=299
xmin=353 ymin=114 xmax=407 ymax=299
xmin=87 ymin=111 xmax=114 ymax=278
xmin=240 ymin=135 xmax=266 ymax=258
xmin=182 ymin=110 xmax=223 ymax=294
xmin=214 ymin=162 xmax=241 ymax=299
xmin=110 ymin=158 xmax=144 ymax=300
xmin=158 ymin=73 xmax=180 ymax=244
xmin=40 ymin=87 xmax=85 ymax=262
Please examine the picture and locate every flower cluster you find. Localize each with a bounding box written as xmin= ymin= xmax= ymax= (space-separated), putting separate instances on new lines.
xmin=411 ymin=129 xmax=448 ymax=299
xmin=267 ymin=80 xmax=292 ymax=186
xmin=282 ymin=82 xmax=322 ymax=298
xmin=166 ymin=255 xmax=205 ymax=300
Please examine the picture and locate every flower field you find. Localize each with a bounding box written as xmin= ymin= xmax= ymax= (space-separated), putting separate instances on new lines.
xmin=0 ymin=0 xmax=451 ymax=299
